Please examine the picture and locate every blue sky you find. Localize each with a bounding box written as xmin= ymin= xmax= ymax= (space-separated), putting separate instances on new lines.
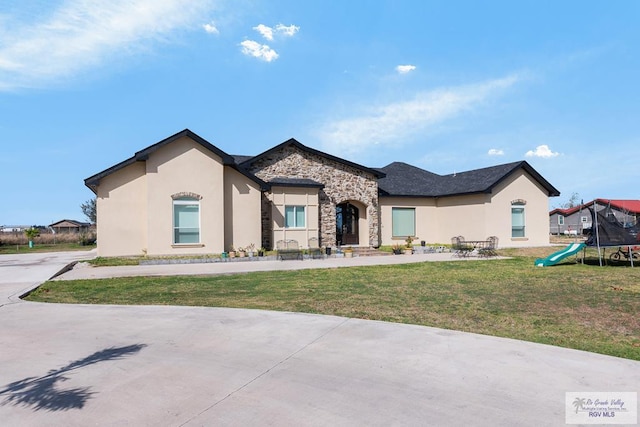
xmin=1 ymin=0 xmax=638 ymax=225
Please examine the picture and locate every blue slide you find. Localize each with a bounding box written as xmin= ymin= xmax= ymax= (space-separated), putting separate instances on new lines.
xmin=535 ymin=243 xmax=586 ymax=267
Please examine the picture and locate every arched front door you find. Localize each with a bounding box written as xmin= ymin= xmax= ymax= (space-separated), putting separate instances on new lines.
xmin=336 ymin=202 xmax=359 ymax=245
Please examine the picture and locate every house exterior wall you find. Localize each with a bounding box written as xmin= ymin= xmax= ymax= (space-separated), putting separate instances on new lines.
xmin=486 ymin=170 xmax=551 ymax=247
xmin=95 ymin=162 xmax=147 ymax=257
xmin=224 ymin=168 xmax=262 ymax=252
xmin=434 ymin=194 xmax=490 ymax=243
xmin=145 ymin=137 xmax=226 ymax=255
xmin=379 ymin=170 xmax=552 ymax=248
xmin=269 ymin=186 xmax=320 ymax=248
xmin=95 ymin=136 xmax=230 ymax=257
xmin=248 ymin=146 xmax=379 ymax=247
xmin=550 ymin=211 xmax=589 ymax=235
xmin=379 ymin=198 xmax=438 ymax=245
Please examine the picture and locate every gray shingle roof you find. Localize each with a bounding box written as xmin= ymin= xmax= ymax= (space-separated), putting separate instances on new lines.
xmin=378 ymin=161 xmax=560 ymax=197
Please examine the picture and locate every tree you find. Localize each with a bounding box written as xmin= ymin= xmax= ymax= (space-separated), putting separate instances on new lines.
xmin=24 ymin=227 xmax=40 ymax=248
xmin=81 ymin=197 xmax=97 ymax=224
xmin=559 ymin=192 xmax=581 ymax=209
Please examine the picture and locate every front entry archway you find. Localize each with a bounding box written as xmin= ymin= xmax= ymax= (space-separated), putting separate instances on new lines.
xmin=336 ymin=202 xmax=359 ymax=245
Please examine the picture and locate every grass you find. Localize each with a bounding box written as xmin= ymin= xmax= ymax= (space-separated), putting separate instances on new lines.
xmin=27 ymin=246 xmax=640 ymax=360
xmin=0 ymin=242 xmax=95 ymax=254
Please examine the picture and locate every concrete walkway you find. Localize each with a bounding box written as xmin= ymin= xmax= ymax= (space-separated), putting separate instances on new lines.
xmin=1 ymin=250 xmax=638 ymax=426
xmin=55 ymin=251 xmax=498 ymax=281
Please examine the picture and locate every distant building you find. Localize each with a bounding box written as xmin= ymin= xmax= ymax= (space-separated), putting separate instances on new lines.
xmin=550 ymin=199 xmax=640 ymax=235
xmin=0 ymin=225 xmax=31 ymax=233
xmin=49 ymin=219 xmax=92 ymax=234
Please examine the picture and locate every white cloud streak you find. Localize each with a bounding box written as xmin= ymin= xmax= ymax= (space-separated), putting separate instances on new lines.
xmin=253 ymin=24 xmax=274 ymax=41
xmin=0 ymin=0 xmax=215 ymax=91
xmin=317 ymin=74 xmax=521 ymax=155
xmin=275 ymin=24 xmax=300 ymax=37
xmin=253 ymin=23 xmax=299 ymax=41
xmin=396 ymin=64 xmax=416 ymax=74
xmin=488 ymin=148 xmax=504 ymax=156
xmin=240 ymin=40 xmax=278 ymax=62
xmin=525 ymin=145 xmax=560 ymax=158
xmin=203 ymin=22 xmax=219 ymax=34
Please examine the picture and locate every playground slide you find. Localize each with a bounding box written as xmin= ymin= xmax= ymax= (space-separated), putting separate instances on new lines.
xmin=534 ymin=243 xmax=586 ymax=267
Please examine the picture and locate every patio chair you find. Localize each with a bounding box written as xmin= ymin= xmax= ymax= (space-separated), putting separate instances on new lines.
xmin=479 ymin=236 xmax=499 ymax=257
xmin=308 ymin=237 xmax=323 ymax=259
xmin=451 ymin=236 xmax=472 ymax=257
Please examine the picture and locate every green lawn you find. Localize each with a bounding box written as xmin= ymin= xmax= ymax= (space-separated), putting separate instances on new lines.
xmin=27 ymin=247 xmax=640 ymax=360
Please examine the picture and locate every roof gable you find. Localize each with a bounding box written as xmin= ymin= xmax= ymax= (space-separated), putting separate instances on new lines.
xmin=49 ymin=219 xmax=91 ymax=227
xmin=85 ymin=129 xmax=268 ymax=192
xmin=240 ymin=138 xmax=386 ymax=179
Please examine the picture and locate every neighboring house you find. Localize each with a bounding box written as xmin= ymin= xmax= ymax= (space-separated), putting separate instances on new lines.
xmin=549 ymin=199 xmax=640 ymax=235
xmin=49 ymin=219 xmax=92 ymax=234
xmin=85 ymin=129 xmax=560 ymax=257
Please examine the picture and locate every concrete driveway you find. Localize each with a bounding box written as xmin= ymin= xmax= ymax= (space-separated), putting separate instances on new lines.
xmin=1 ymin=251 xmax=638 ymax=426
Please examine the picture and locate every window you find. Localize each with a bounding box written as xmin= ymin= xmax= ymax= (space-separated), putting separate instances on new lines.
xmin=511 ymin=204 xmax=525 ymax=237
xmin=285 ymin=206 xmax=305 ymax=228
xmin=558 ymin=216 xmax=564 ymax=225
xmin=581 ymin=216 xmax=588 ymax=223
xmin=173 ymin=197 xmax=200 ymax=244
xmin=392 ymin=207 xmax=416 ymax=237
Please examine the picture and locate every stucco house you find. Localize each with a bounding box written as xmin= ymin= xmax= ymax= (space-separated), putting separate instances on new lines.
xmin=85 ymin=129 xmax=560 ymax=257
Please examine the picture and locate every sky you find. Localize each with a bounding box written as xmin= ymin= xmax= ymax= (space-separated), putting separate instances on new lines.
xmin=1 ymin=0 xmax=639 ymax=226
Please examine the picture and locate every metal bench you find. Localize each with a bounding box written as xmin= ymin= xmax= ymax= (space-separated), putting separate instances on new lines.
xmin=276 ymin=239 xmax=303 ymax=261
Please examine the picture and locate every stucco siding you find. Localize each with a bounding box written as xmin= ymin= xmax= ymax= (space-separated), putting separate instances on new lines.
xmin=145 ymin=137 xmax=226 ymax=255
xmin=434 ymin=194 xmax=490 ymax=243
xmin=379 ymin=198 xmax=438 ymax=245
xmin=269 ymin=186 xmax=320 ymax=248
xmin=224 ymin=168 xmax=262 ymax=252
xmin=488 ymin=170 xmax=551 ymax=247
xmin=96 ymin=162 xmax=147 ymax=257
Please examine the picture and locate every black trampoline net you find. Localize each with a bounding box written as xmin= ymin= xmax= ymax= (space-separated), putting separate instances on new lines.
xmin=585 ymin=205 xmax=640 ymax=247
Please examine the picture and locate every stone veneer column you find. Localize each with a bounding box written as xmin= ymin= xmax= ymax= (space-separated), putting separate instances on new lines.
xmin=249 ymin=146 xmax=380 ymax=248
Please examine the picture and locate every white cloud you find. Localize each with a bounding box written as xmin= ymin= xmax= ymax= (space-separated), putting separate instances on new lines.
xmin=275 ymin=24 xmax=300 ymax=37
xmin=488 ymin=148 xmax=504 ymax=156
xmin=0 ymin=0 xmax=216 ymax=91
xmin=396 ymin=65 xmax=416 ymax=74
xmin=317 ymin=74 xmax=521 ymax=155
xmin=525 ymin=145 xmax=560 ymax=158
xmin=253 ymin=23 xmax=299 ymax=41
xmin=240 ymin=40 xmax=278 ymax=62
xmin=203 ymin=22 xmax=219 ymax=34
xmin=253 ymin=24 xmax=274 ymax=41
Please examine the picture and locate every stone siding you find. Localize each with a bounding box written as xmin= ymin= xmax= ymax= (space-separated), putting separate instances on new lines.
xmin=249 ymin=145 xmax=380 ymax=248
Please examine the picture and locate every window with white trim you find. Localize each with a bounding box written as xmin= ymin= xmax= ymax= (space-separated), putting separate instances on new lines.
xmin=173 ymin=197 xmax=200 ymax=244
xmin=581 ymin=216 xmax=588 ymax=223
xmin=511 ymin=203 xmax=525 ymax=238
xmin=285 ymin=206 xmax=306 ymax=228
xmin=392 ymin=207 xmax=416 ymax=237
xmin=558 ymin=216 xmax=564 ymax=225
